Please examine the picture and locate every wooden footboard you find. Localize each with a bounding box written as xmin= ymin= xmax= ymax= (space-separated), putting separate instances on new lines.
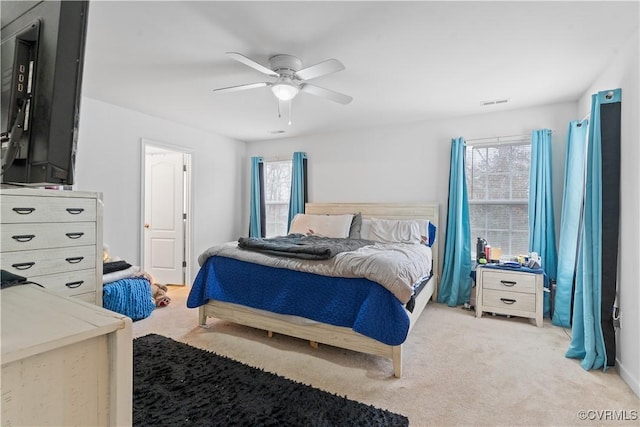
xmin=199 ymin=274 xmax=436 ymax=378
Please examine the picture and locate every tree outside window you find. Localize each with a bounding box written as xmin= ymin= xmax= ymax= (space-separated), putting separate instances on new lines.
xmin=466 ymin=142 xmax=530 ymax=259
xmin=264 ymin=160 xmax=292 ymax=237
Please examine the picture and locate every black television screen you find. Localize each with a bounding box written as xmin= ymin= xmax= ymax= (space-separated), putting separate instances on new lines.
xmin=1 ymin=0 xmax=89 ymax=186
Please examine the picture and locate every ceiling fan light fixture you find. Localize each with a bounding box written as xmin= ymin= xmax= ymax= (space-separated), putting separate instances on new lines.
xmin=271 ymin=79 xmax=299 ymax=101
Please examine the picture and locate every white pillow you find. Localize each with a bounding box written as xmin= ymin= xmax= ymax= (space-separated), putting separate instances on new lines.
xmin=368 ymin=218 xmax=422 ymax=244
xmin=360 ymin=219 xmax=372 ymax=240
xmin=289 ymin=213 xmax=354 ymax=238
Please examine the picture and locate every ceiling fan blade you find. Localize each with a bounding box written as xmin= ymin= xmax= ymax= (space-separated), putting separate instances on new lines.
xmin=295 ymin=59 xmax=345 ymax=81
xmin=213 ymin=82 xmax=269 ymax=94
xmin=226 ymin=52 xmax=278 ymax=77
xmin=300 ymin=83 xmax=352 ymax=105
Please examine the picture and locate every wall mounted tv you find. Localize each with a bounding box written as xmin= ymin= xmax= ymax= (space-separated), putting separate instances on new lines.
xmin=1 ymin=0 xmax=89 ymax=186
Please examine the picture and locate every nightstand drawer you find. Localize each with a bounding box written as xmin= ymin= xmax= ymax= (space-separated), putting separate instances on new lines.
xmin=475 ymin=266 xmax=544 ymax=327
xmin=480 ymin=269 xmax=537 ymax=294
xmin=482 ymin=289 xmax=536 ymax=313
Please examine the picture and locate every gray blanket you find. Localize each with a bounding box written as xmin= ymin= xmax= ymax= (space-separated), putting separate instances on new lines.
xmin=237 ymin=234 xmax=374 ymax=260
xmin=198 ymin=241 xmax=433 ymax=304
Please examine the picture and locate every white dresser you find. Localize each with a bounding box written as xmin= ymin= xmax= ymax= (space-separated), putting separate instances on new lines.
xmin=475 ymin=266 xmax=543 ymax=327
xmin=1 ymin=187 xmax=103 ymax=305
xmin=1 ymin=284 xmax=132 ymax=426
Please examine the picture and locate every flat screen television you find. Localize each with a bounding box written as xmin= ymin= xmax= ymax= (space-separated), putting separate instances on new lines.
xmin=1 ymin=0 xmax=89 ymax=186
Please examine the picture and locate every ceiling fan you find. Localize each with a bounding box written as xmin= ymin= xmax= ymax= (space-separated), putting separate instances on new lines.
xmin=214 ymin=52 xmax=353 ymax=106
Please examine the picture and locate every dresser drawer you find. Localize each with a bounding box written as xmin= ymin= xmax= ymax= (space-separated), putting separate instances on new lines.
xmin=480 ymin=269 xmax=537 ymax=294
xmin=0 ymin=246 xmax=97 ymax=278
xmin=482 ymin=289 xmax=536 ymax=313
xmin=36 ymin=269 xmax=97 ymax=296
xmin=1 ymin=222 xmax=96 ymax=252
xmin=73 ymin=291 xmax=97 ymax=303
xmin=1 ymin=195 xmax=96 ymax=223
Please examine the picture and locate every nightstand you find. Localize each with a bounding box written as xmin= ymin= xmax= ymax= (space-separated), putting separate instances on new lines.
xmin=475 ymin=265 xmax=543 ymax=327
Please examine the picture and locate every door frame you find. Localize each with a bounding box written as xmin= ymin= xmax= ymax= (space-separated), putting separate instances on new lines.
xmin=140 ymin=138 xmax=193 ymax=287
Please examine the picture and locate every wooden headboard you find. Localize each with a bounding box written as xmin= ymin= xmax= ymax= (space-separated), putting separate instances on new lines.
xmin=305 ymin=202 xmax=440 ymax=295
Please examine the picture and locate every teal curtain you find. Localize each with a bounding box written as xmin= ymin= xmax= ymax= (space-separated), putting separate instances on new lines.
xmin=249 ymin=157 xmax=264 ymax=238
xmin=287 ymin=152 xmax=307 ymax=230
xmin=438 ymin=137 xmax=472 ymax=307
xmin=566 ymin=88 xmax=621 ymax=371
xmin=553 ymin=120 xmax=588 ymax=327
xmin=529 ymin=129 xmax=558 ymax=317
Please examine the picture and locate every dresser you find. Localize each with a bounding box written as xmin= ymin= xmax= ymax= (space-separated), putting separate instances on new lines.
xmin=475 ymin=266 xmax=543 ymax=327
xmin=1 ymin=284 xmax=132 ymax=426
xmin=1 ymin=187 xmax=103 ymax=305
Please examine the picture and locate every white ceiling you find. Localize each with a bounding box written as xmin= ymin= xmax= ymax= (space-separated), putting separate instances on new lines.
xmin=81 ymin=1 xmax=639 ymax=142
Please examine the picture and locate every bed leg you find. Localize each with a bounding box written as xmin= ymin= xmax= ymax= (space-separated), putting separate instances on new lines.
xmin=267 ymin=331 xmax=273 ymax=338
xmin=309 ymin=341 xmax=319 ymax=349
xmin=392 ymin=346 xmax=402 ymax=378
xmin=198 ymin=307 xmax=209 ymax=328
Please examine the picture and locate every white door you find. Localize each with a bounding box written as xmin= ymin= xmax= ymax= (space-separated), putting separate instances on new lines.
xmin=144 ymin=149 xmax=185 ymax=285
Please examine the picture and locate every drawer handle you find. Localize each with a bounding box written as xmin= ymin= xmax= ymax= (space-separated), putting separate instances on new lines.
xmin=500 ymin=298 xmax=517 ymax=305
xmin=66 ymin=208 xmax=85 ymax=215
xmin=11 ymin=234 xmax=36 ymax=242
xmin=12 ymin=207 xmax=35 ymax=215
xmin=65 ymin=281 xmax=84 ymax=289
xmin=500 ymin=280 xmax=517 ymax=287
xmin=65 ymin=256 xmax=84 ymax=264
xmin=65 ymin=232 xmax=85 ymax=239
xmin=12 ymin=262 xmax=35 ymax=270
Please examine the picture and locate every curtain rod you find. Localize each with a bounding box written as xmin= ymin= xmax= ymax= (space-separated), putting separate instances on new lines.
xmin=263 ymin=155 xmax=292 ymax=162
xmin=465 ymin=133 xmax=531 ymax=144
xmin=466 ymin=129 xmax=556 ymax=145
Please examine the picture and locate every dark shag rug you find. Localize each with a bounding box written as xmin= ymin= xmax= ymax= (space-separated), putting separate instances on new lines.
xmin=133 ymin=334 xmax=409 ymax=426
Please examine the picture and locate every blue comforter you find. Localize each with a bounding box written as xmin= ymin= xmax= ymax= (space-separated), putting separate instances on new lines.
xmin=187 ymin=256 xmax=411 ymax=346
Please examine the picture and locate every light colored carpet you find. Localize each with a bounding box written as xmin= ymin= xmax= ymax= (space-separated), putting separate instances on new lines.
xmin=134 ymin=286 xmax=639 ymax=426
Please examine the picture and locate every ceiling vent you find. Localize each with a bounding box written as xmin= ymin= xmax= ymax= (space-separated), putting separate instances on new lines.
xmin=481 ymin=98 xmax=510 ymax=106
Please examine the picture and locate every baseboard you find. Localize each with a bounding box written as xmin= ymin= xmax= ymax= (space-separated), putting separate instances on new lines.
xmin=616 ymin=358 xmax=640 ymax=399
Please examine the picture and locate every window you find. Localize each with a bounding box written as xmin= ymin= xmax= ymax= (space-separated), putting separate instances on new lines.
xmin=466 ymin=141 xmax=530 ymax=259
xmin=263 ymin=159 xmax=292 ymax=237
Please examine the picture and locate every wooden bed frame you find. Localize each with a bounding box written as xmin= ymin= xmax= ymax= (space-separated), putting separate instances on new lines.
xmin=198 ymin=202 xmax=439 ymax=377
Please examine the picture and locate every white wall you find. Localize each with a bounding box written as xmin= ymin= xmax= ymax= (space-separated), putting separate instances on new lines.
xmin=74 ymin=97 xmax=246 ymax=281
xmin=578 ymin=29 xmax=640 ymax=398
xmin=246 ymin=102 xmax=577 ymax=273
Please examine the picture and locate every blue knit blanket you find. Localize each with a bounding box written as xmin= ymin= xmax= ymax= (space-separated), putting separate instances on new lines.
xmin=187 ymin=256 xmax=410 ymax=345
xmin=103 ymin=277 xmax=155 ymax=320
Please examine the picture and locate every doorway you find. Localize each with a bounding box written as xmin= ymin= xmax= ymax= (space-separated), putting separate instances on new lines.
xmin=141 ymin=140 xmax=192 ymax=286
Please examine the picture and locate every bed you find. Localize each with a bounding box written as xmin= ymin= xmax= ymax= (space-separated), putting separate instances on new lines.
xmin=187 ymin=202 xmax=439 ymax=377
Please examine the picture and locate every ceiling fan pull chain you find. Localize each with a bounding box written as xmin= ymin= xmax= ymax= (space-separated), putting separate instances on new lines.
xmin=288 ymin=100 xmax=292 ymax=126
xmin=277 ymin=99 xmax=282 ymax=118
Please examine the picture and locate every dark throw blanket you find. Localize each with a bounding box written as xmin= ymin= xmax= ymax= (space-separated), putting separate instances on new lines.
xmin=237 ymin=234 xmax=374 ymax=260
xmin=103 ymin=260 xmax=132 ymax=274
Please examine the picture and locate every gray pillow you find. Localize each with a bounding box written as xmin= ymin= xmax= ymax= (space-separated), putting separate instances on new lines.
xmin=348 ymin=212 xmax=362 ymax=239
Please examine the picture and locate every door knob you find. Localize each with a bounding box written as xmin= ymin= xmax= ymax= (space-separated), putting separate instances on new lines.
xmin=144 ymin=224 xmax=150 ymax=229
